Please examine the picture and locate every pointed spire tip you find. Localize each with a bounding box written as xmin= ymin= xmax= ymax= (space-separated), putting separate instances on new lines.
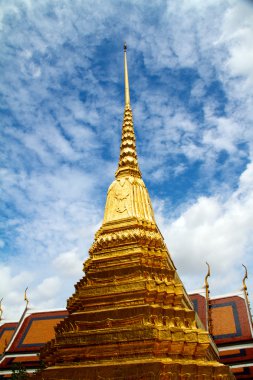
xmin=124 ymin=42 xmax=130 ymax=107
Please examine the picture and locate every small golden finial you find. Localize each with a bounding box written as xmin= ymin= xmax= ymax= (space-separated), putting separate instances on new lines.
xmin=204 ymin=262 xmax=212 ymax=335
xmin=24 ymin=287 xmax=29 ymax=307
xmin=242 ymin=264 xmax=248 ymax=291
xmin=0 ymin=298 xmax=3 ymax=321
xmin=242 ymin=264 xmax=252 ymax=321
xmin=204 ymin=262 xmax=211 ymax=288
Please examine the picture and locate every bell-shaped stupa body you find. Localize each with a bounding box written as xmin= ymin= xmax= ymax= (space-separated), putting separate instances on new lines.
xmin=36 ymin=45 xmax=234 ymax=379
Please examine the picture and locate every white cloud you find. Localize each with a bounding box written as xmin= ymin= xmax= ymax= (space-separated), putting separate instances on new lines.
xmin=0 ymin=265 xmax=34 ymax=321
xmin=160 ymin=161 xmax=253 ymax=296
xmin=202 ymin=113 xmax=241 ymax=154
xmin=220 ymin=1 xmax=253 ymax=88
xmin=53 ymin=248 xmax=83 ymax=277
xmin=35 ymin=277 xmax=61 ymax=299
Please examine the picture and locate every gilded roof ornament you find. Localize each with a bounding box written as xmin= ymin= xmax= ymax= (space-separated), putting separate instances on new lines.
xmin=24 ymin=287 xmax=29 ymax=308
xmin=204 ymin=262 xmax=210 ymax=289
xmin=242 ymin=263 xmax=248 ymax=291
xmin=204 ymin=262 xmax=213 ymax=335
xmin=0 ymin=297 xmax=3 ymax=321
xmin=242 ymin=264 xmax=252 ymax=321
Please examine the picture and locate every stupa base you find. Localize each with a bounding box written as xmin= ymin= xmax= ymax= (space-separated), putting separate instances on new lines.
xmin=34 ymin=358 xmax=234 ymax=379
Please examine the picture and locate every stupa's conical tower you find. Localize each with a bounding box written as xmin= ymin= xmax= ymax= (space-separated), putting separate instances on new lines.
xmin=37 ymin=45 xmax=234 ymax=379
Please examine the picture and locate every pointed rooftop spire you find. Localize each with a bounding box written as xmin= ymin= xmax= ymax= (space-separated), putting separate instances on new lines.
xmin=115 ymin=44 xmax=141 ymax=179
xmin=124 ymin=42 xmax=130 ymax=107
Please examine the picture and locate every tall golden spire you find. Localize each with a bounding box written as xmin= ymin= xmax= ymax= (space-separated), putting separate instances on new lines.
xmin=115 ymin=43 xmax=141 ymax=179
xmin=101 ymin=44 xmax=155 ymax=225
xmin=124 ymin=42 xmax=130 ymax=106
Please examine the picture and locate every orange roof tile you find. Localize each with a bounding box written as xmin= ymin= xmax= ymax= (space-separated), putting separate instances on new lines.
xmin=7 ymin=310 xmax=68 ymax=352
xmin=0 ymin=323 xmax=17 ymax=355
xmin=210 ymin=296 xmax=252 ymax=344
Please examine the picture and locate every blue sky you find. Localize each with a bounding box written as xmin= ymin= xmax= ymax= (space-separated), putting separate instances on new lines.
xmin=1 ymin=0 xmax=253 ymax=320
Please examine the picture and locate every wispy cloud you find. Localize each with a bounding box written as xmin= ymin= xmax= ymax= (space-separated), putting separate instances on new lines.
xmin=159 ymin=161 xmax=253 ymax=294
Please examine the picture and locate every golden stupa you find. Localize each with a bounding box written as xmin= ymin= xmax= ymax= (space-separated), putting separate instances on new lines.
xmin=36 ymin=45 xmax=234 ymax=380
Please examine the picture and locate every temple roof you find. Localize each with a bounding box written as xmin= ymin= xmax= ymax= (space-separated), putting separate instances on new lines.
xmin=0 ymin=322 xmax=18 ymax=355
xmin=0 ymin=308 xmax=67 ymax=377
xmin=189 ymin=290 xmax=253 ymax=380
xmin=1 ymin=291 xmax=250 ymax=378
